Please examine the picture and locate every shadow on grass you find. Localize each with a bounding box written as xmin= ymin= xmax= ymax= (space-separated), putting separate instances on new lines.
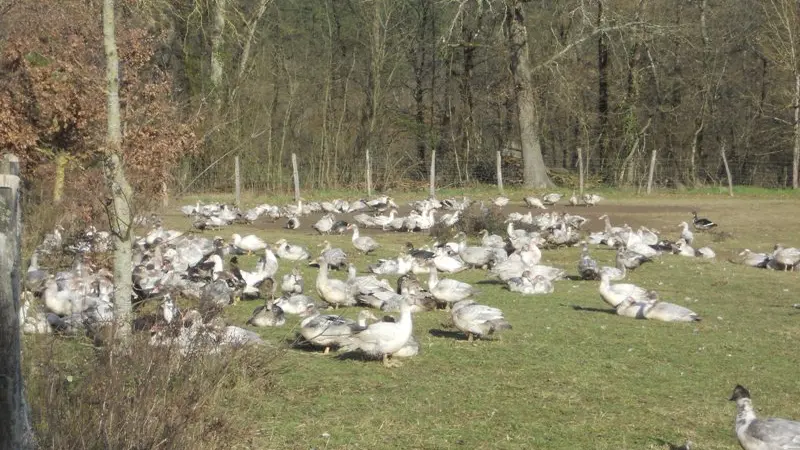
xmin=428 ymin=328 xmax=467 ymax=340
xmin=334 ymin=351 xmax=377 ymax=362
xmin=567 ymin=304 xmax=617 ymax=315
xmin=650 ymin=437 xmax=693 ymax=450
xmin=476 ymin=279 xmax=504 ymax=285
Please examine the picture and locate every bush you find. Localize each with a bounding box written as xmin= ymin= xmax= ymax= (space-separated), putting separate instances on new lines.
xmin=23 ymin=334 xmax=281 ymax=449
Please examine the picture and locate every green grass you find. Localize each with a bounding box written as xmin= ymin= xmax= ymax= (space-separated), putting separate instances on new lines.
xmin=26 ymin=189 xmax=800 ymax=449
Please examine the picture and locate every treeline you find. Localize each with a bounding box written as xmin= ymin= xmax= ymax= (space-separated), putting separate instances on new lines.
xmin=2 ymin=0 xmax=799 ymax=202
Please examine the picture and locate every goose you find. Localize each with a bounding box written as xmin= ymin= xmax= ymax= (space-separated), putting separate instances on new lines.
xmin=298 ymin=304 xmax=357 ymax=353
xmin=339 ymin=299 xmax=413 ymax=367
xmin=230 ymin=256 xmax=269 ymax=290
xmin=598 ymin=249 xmax=627 ymax=281
xmin=568 ymin=191 xmax=579 ymax=206
xmin=772 ymin=244 xmax=800 ymax=271
xmin=319 ymin=241 xmax=348 ymax=270
xmin=615 ymin=296 xmax=701 ymax=322
xmin=348 ymin=224 xmax=380 ymax=254
xmin=598 ymin=273 xmax=655 ymax=308
xmin=281 ymin=268 xmax=304 ymax=295
xmin=231 ymin=233 xmax=267 ymax=254
xmin=312 ymin=214 xmax=335 ymax=234
xmin=493 ymin=195 xmax=510 ymax=207
xmin=284 ymin=217 xmax=300 ymax=230
xmin=451 ymin=299 xmax=512 ymax=341
xmin=675 ymin=238 xmax=696 ymax=257
xmin=617 ymin=247 xmax=652 ymax=270
xmin=364 ymin=312 xmax=421 ymax=358
xmin=638 ymin=226 xmax=659 ymax=246
xmin=373 ymin=209 xmax=398 ymax=229
xmin=578 ymin=242 xmax=600 ymax=280
xmin=273 ymin=293 xmax=316 ymax=315
xmin=729 ymin=385 xmax=800 ymax=450
xmin=542 ymin=192 xmax=562 ymax=205
xmin=246 ymin=302 xmax=286 ymax=327
xmin=582 ymin=193 xmax=603 ymax=206
xmin=735 ymin=249 xmax=770 ymax=268
xmin=43 ymin=278 xmax=80 ymax=316
xmin=524 ymin=196 xmax=547 ymax=209
xmin=431 ymin=250 xmax=467 ymax=273
xmin=25 ymin=251 xmax=48 ymax=294
xmin=161 ymin=293 xmax=181 ymax=324
xmin=315 ymin=257 xmax=357 ymax=308
xmin=331 ymin=220 xmax=350 ymax=235
xmin=396 ymin=273 xmax=438 ymax=312
xmin=458 ymin=244 xmax=496 ymax=269
xmin=274 ymin=239 xmax=310 ymax=261
xmin=695 ymin=246 xmax=716 ymax=259
xmin=368 ymin=255 xmax=413 ymax=275
xmin=479 ymin=229 xmax=506 ymax=249
xmin=598 ymin=215 xmax=624 ymax=237
xmin=691 ymin=211 xmax=717 ymax=230
xmin=678 ymin=222 xmax=694 ymax=245
xmin=507 ymin=272 xmax=554 ymax=295
xmin=427 ymin=267 xmax=476 ymax=307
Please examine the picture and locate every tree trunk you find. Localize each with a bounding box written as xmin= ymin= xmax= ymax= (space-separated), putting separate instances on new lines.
xmin=210 ymin=0 xmax=226 ymax=107
xmin=597 ymin=0 xmax=609 ymax=158
xmin=53 ymin=151 xmax=67 ymax=204
xmin=506 ymin=0 xmax=553 ymax=188
xmin=103 ymin=0 xmax=134 ymax=343
xmin=0 ymin=155 xmax=34 ymax=450
xmin=794 ymin=71 xmax=800 ymax=189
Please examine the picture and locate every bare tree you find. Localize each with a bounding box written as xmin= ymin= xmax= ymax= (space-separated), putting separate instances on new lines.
xmin=103 ymin=0 xmax=134 ymax=342
xmin=505 ymin=0 xmax=553 ymax=188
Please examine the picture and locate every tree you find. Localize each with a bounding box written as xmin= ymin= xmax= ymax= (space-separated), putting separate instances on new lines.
xmin=505 ymin=0 xmax=553 ymax=188
xmin=103 ymin=0 xmax=133 ymax=342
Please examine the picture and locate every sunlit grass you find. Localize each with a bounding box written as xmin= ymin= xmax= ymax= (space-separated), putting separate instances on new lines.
xmin=27 ymin=187 xmax=800 ymax=449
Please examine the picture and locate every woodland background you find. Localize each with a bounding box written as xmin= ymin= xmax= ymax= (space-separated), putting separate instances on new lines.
xmin=3 ymin=0 xmax=800 ymax=215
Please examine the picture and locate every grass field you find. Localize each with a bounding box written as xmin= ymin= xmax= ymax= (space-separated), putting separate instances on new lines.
xmin=24 ymin=187 xmax=800 ymax=449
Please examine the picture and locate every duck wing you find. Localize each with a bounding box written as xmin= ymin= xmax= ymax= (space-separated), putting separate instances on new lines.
xmin=746 ymin=418 xmax=800 ymax=448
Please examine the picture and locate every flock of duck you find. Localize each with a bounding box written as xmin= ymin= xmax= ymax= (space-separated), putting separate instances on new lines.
xmin=19 ymin=192 xmax=800 ymax=448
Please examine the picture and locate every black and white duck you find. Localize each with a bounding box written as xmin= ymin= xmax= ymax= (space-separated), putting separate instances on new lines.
xmin=691 ymin=211 xmax=717 ymax=230
xmin=729 ymin=385 xmax=800 ymax=450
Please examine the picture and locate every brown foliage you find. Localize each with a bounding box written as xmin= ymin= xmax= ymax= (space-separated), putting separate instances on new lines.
xmin=0 ymin=0 xmax=197 ymax=217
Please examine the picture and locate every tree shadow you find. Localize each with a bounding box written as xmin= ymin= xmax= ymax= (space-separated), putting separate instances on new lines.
xmin=566 ymin=304 xmax=617 ymax=315
xmin=428 ymin=328 xmax=467 ymax=340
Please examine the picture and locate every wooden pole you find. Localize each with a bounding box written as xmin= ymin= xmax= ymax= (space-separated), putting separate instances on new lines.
xmin=366 ymin=149 xmax=372 ymax=197
xmin=0 ymin=154 xmax=34 ymax=450
xmin=496 ymin=151 xmax=504 ymax=194
xmin=721 ymin=143 xmax=734 ymax=197
xmin=234 ymin=155 xmax=241 ymax=208
xmin=646 ymin=149 xmax=657 ymax=194
xmin=291 ymin=153 xmax=300 ymax=203
xmin=429 ymin=149 xmax=436 ymax=198
xmin=577 ymin=147 xmax=584 ymax=195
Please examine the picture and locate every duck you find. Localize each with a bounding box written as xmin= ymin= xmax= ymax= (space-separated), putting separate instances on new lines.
xmin=340 ymin=300 xmax=414 ymax=367
xmin=577 ymin=242 xmax=600 ymax=280
xmin=691 ymin=211 xmax=717 ymax=230
xmin=246 ymin=301 xmax=286 ymax=327
xmin=598 ymin=273 xmax=656 ymax=308
xmin=274 ymin=239 xmax=310 ymax=261
xmin=479 ymin=229 xmax=506 ymax=249
xmin=319 ymin=241 xmax=348 ymax=270
xmin=729 ymin=384 xmax=800 ymax=450
xmin=312 ymin=214 xmax=335 ymax=234
xmin=161 ymin=293 xmax=181 ymax=324
xmin=315 ymin=257 xmax=356 ymax=308
xmin=231 ymin=233 xmax=267 ymax=254
xmin=273 ymin=293 xmax=316 ymax=315
xmin=493 ymin=195 xmax=510 ymax=207
xmin=675 ymin=238 xmax=696 ymax=257
xmin=348 ymin=224 xmax=380 ymax=254
xmin=678 ymin=222 xmax=694 ymax=245
xmin=695 ymin=246 xmax=716 ymax=259
xmin=298 ymin=304 xmax=357 ymax=353
xmin=772 ymin=244 xmax=800 ymax=271
xmin=598 ymin=249 xmax=627 ymax=281
xmin=427 ymin=267 xmax=476 ymax=307
xmin=281 ymin=268 xmax=304 ymax=295
xmin=582 ymin=193 xmax=603 ymax=206
xmin=542 ymin=192 xmax=562 ymax=206
xmin=524 ymin=196 xmax=547 ymax=209
xmin=507 ymin=272 xmax=554 ymax=295
xmin=284 ymin=217 xmax=300 ymax=230
xmin=734 ymin=249 xmax=771 ymax=268
xmin=617 ymin=247 xmax=652 ymax=270
xmin=366 ymin=312 xmax=420 ymax=358
xmin=568 ymin=191 xmax=579 ymax=206
xmin=451 ymin=299 xmax=512 ymax=341
xmin=615 ymin=295 xmax=701 ymax=322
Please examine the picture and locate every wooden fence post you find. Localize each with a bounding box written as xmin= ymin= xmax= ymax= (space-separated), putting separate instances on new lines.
xmin=646 ymin=150 xmax=657 ymax=194
xmin=366 ymin=149 xmax=372 ymax=197
xmin=577 ymin=147 xmax=584 ymax=195
xmin=429 ymin=150 xmax=436 ymax=199
xmin=234 ymin=155 xmax=241 ymax=208
xmin=0 ymin=154 xmax=34 ymax=450
xmin=721 ymin=143 xmax=734 ymax=197
xmin=291 ymin=153 xmax=301 ymax=203
xmin=496 ymin=151 xmax=504 ymax=194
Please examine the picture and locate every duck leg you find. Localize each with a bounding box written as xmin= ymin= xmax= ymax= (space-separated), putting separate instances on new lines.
xmin=382 ymin=354 xmax=402 ymax=368
xmin=467 ymin=333 xmax=474 ymax=342
xmin=324 ymin=346 xmax=330 ymax=354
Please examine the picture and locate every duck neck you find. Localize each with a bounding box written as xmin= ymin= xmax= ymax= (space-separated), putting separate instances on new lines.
xmin=351 ymin=227 xmax=360 ymax=241
xmin=735 ymin=398 xmax=757 ymax=430
xmin=428 ymin=269 xmax=438 ymax=288
xmin=603 ymin=216 xmax=612 ymax=233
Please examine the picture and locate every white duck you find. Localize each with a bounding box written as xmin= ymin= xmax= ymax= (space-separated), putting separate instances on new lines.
xmin=273 ymin=293 xmax=315 ymax=315
xmin=524 ymin=196 xmax=547 ymax=209
xmin=598 ymin=273 xmax=655 ymax=309
xmin=349 ymin=225 xmax=380 ymax=254
xmin=315 ymin=257 xmax=356 ymax=308
xmin=281 ymin=268 xmax=303 ymax=295
xmin=340 ymin=300 xmax=413 ymax=367
xmin=615 ymin=296 xmax=701 ymax=322
xmin=274 ymin=239 xmax=310 ymax=261
xmin=427 ymin=268 xmax=476 ymax=307
xmin=451 ymin=299 xmax=512 ymax=341
xmin=729 ymin=384 xmax=800 ymax=450
xmin=231 ymin=233 xmax=267 ymax=254
xmin=678 ymin=222 xmax=694 ymax=245
xmin=298 ymin=304 xmax=357 ymax=353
